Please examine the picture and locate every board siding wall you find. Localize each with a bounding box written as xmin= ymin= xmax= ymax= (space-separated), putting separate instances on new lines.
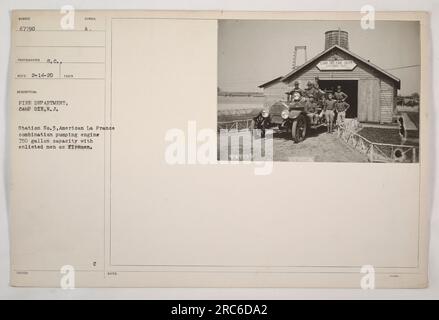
xmin=380 ymin=79 xmax=395 ymax=123
xmin=358 ymin=79 xmax=380 ymax=122
xmin=263 ymin=81 xmax=289 ymax=106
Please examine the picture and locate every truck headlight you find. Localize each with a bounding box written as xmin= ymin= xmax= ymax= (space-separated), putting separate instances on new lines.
xmin=262 ymin=110 xmax=269 ymax=118
xmin=281 ymin=110 xmax=289 ymax=119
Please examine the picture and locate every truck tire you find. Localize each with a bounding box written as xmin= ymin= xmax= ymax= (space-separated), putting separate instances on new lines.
xmin=291 ymin=115 xmax=307 ymax=143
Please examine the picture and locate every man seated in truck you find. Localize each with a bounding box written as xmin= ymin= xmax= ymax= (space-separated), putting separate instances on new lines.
xmin=305 ymin=96 xmax=320 ymax=125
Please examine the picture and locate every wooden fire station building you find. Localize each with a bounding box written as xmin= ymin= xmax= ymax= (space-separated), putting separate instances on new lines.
xmin=259 ymin=30 xmax=401 ymax=124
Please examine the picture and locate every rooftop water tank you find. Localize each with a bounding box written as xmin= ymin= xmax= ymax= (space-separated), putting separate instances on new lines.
xmin=325 ymin=30 xmax=349 ymax=50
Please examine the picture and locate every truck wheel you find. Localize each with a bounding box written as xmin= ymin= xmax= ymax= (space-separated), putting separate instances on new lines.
xmin=291 ymin=115 xmax=307 ymax=143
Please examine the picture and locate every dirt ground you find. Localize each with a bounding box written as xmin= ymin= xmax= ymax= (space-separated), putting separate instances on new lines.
xmin=218 ymin=127 xmax=368 ymax=162
xmin=271 ymin=128 xmax=368 ymax=162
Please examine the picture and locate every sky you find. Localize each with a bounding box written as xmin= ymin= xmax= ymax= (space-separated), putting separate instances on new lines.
xmin=218 ymin=20 xmax=420 ymax=96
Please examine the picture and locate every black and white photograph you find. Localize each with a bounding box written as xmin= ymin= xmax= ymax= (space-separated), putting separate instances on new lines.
xmin=218 ymin=20 xmax=420 ymax=162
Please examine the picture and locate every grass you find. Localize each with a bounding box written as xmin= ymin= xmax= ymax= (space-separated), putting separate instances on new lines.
xmin=357 ymin=127 xmax=418 ymax=146
xmin=406 ymin=112 xmax=420 ymax=129
xmin=217 ymin=108 xmax=261 ymax=122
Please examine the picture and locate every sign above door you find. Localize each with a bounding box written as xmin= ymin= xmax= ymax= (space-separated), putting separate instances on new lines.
xmin=316 ymin=60 xmax=357 ymax=71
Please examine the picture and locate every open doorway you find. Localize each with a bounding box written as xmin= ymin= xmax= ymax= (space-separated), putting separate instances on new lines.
xmin=318 ymin=80 xmax=358 ymax=118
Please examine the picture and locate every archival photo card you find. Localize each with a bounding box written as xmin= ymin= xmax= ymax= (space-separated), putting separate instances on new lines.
xmin=8 ymin=10 xmax=429 ymax=288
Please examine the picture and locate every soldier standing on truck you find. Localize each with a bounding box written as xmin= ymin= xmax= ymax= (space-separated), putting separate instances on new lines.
xmin=304 ymin=80 xmax=325 ymax=103
xmin=304 ymin=81 xmax=315 ymax=101
xmin=313 ymin=79 xmax=326 ymax=107
xmin=324 ymin=93 xmax=337 ymax=133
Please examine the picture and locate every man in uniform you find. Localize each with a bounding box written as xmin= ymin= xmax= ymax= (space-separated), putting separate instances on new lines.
xmin=334 ymin=85 xmax=348 ymax=124
xmin=286 ymin=81 xmax=304 ymax=102
xmin=313 ymin=79 xmax=326 ymax=107
xmin=336 ymin=100 xmax=350 ymax=127
xmin=304 ymin=81 xmax=316 ymax=101
xmin=334 ymin=85 xmax=348 ymax=122
xmin=324 ymin=93 xmax=337 ymax=133
xmin=334 ymin=85 xmax=348 ymax=102
xmin=305 ymin=96 xmax=319 ymax=125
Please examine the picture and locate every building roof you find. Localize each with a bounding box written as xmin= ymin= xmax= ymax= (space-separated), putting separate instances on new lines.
xmin=257 ymin=76 xmax=283 ymax=89
xmin=260 ymin=45 xmax=401 ymax=89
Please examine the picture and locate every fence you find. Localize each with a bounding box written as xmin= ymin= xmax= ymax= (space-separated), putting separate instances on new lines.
xmin=337 ymin=126 xmax=418 ymax=163
xmin=217 ymin=119 xmax=419 ymax=163
xmin=217 ymin=119 xmax=253 ymax=132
